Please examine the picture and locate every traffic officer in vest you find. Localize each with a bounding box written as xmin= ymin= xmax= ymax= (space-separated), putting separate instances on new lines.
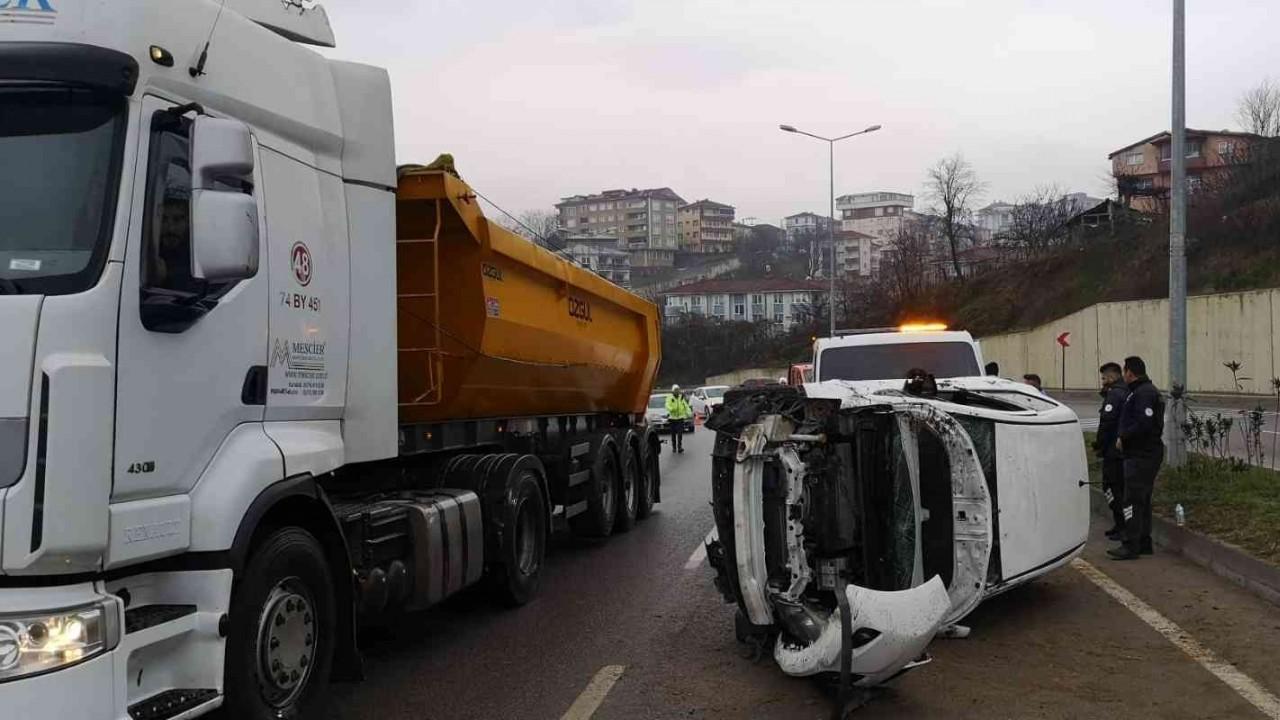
xmin=666 ymin=385 xmax=693 ymax=454
xmin=1095 ymin=362 xmax=1129 ymax=539
xmin=1108 ymin=356 xmax=1165 ymax=560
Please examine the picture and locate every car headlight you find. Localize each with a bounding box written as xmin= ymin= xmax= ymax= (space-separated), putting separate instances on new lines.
xmin=0 ymin=601 xmax=119 ymax=681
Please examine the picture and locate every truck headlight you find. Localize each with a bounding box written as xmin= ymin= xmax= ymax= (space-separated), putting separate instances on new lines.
xmin=0 ymin=601 xmax=118 ymax=681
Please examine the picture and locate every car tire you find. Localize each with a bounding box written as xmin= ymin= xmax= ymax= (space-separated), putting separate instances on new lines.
xmin=569 ymin=437 xmax=620 ymax=538
xmin=224 ymin=526 xmax=335 ymax=720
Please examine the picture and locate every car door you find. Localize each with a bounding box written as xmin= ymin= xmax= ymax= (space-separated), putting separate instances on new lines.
xmin=113 ymin=96 xmax=269 ymax=502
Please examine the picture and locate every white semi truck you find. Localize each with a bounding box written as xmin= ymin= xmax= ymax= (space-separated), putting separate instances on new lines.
xmin=0 ymin=2 xmax=666 ymax=717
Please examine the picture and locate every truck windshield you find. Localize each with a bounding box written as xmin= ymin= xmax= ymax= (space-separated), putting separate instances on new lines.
xmin=819 ymin=341 xmax=981 ymax=381
xmin=0 ymin=86 xmax=127 ymax=295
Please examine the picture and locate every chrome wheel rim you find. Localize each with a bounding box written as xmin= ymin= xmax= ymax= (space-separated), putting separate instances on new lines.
xmin=256 ymin=578 xmax=316 ymax=708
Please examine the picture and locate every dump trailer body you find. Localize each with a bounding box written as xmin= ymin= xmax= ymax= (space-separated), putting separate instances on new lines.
xmin=395 ymin=169 xmax=661 ymax=425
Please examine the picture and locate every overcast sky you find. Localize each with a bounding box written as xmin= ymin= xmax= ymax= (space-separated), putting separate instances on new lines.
xmin=324 ymin=0 xmax=1279 ymax=224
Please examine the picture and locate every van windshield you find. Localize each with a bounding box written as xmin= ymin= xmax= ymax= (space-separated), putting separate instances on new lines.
xmin=0 ymin=86 xmax=127 ymax=295
xmin=819 ymin=341 xmax=981 ymax=382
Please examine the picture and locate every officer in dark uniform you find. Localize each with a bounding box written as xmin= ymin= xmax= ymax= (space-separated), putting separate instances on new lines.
xmin=1108 ymin=356 xmax=1165 ymax=560
xmin=1094 ymin=362 xmax=1128 ymax=539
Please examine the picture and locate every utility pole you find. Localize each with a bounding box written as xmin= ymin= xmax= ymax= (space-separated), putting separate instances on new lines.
xmin=1167 ymin=0 xmax=1188 ymax=467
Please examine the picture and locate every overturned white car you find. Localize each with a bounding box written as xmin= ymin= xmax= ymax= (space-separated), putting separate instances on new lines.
xmin=704 ymin=329 xmax=1089 ymax=690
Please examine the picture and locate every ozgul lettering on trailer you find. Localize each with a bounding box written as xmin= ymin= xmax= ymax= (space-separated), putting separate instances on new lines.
xmin=269 ymin=338 xmax=329 ymax=398
xmin=568 ymin=295 xmax=593 ymax=322
xmin=482 ymin=263 xmax=504 ymax=281
xmin=291 ymin=241 xmax=313 ymax=287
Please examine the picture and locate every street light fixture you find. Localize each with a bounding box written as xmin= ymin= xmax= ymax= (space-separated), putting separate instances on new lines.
xmin=779 ymin=123 xmax=882 ymax=337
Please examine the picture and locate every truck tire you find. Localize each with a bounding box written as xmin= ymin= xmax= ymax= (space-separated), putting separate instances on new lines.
xmin=637 ymin=431 xmax=660 ymax=519
xmin=489 ymin=455 xmax=549 ymax=606
xmin=569 ymin=436 xmax=620 ymax=538
xmin=614 ymin=432 xmax=641 ymax=533
xmin=225 ymin=526 xmax=336 ymax=720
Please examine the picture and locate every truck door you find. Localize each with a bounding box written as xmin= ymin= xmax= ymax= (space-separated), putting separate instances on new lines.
xmin=113 ymin=97 xmax=269 ymax=501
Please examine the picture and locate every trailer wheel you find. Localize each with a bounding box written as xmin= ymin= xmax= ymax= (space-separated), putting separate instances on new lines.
xmin=489 ymin=457 xmax=548 ymax=606
xmin=225 ymin=527 xmax=335 ymax=720
xmin=569 ymin=437 xmax=620 ymax=537
xmin=615 ymin=433 xmax=641 ymax=533
xmin=637 ymin=432 xmax=660 ymax=519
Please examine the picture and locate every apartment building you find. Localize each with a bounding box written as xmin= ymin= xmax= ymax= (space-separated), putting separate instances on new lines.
xmin=661 ymin=278 xmax=827 ymax=331
xmin=833 ymin=191 xmax=916 ymax=277
xmin=565 ymin=235 xmax=632 ymax=287
xmin=1109 ymin=129 xmax=1260 ymax=212
xmin=555 ymin=187 xmax=685 ymax=267
xmin=678 ymin=199 xmax=736 ymax=253
xmin=782 ymin=212 xmax=832 ymax=248
xmin=833 ymin=229 xmax=880 ymax=277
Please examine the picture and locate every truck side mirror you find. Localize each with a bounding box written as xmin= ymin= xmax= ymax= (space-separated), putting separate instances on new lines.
xmin=190 ymin=116 xmax=258 ymax=281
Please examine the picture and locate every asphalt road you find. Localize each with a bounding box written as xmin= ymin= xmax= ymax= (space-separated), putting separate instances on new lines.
xmin=325 ymin=425 xmax=1280 ymax=719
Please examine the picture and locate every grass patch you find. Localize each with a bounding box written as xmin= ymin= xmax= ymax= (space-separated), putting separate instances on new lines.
xmin=1084 ymin=432 xmax=1280 ymax=564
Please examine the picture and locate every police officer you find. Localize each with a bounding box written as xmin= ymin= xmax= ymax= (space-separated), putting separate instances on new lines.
xmin=666 ymin=385 xmax=693 ymax=454
xmin=1108 ymin=356 xmax=1165 ymax=561
xmin=1094 ymin=362 xmax=1128 ymax=539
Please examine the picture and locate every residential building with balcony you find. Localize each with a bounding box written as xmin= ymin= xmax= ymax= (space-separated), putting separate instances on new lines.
xmin=678 ymin=199 xmax=735 ymax=253
xmin=565 ymin=234 xmax=632 ymax=287
xmin=1109 ymin=129 xmax=1260 ymax=212
xmin=555 ymin=187 xmax=685 ymax=268
xmin=661 ymin=278 xmax=827 ymax=331
xmin=833 ymin=229 xmax=880 ymax=277
xmin=782 ymin=212 xmax=832 ymax=248
xmin=832 ymin=192 xmax=917 ymax=278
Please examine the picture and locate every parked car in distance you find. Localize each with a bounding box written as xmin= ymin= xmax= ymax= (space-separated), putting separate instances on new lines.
xmin=646 ymin=393 xmax=671 ymax=431
xmin=693 ymin=385 xmax=731 ymax=416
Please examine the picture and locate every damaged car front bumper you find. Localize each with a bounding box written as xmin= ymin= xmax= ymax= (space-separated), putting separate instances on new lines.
xmin=705 ymin=386 xmax=992 ymax=688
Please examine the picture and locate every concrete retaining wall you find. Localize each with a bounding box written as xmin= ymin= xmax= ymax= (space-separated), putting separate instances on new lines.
xmin=979 ymin=288 xmax=1280 ymax=394
xmin=705 ymin=367 xmax=788 ymax=387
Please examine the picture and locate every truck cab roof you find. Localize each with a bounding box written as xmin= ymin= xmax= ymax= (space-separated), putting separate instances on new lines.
xmin=812 ymin=329 xmax=985 ymax=385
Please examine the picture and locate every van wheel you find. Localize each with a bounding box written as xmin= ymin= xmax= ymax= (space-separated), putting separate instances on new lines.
xmin=615 ymin=435 xmax=641 ymax=533
xmin=570 ymin=437 xmax=620 ymax=538
xmin=225 ymin=527 xmax=335 ymax=720
xmin=490 ymin=457 xmax=548 ymax=606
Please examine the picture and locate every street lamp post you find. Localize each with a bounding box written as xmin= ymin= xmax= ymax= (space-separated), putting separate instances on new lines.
xmin=780 ymin=123 xmax=882 ymax=337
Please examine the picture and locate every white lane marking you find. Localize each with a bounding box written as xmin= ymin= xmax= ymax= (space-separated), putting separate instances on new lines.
xmin=560 ymin=665 xmax=626 ymax=720
xmin=1073 ymin=558 xmax=1280 ymax=719
xmin=684 ymin=527 xmax=718 ymax=570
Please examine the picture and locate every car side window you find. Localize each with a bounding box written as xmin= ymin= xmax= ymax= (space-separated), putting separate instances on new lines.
xmin=139 ymin=111 xmax=252 ymax=332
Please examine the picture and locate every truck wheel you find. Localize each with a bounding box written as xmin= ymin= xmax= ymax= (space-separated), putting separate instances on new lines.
xmin=615 ymin=434 xmax=641 ymax=533
xmin=637 ymin=433 xmax=659 ymax=519
xmin=225 ymin=527 xmax=335 ymax=720
xmin=490 ymin=457 xmax=548 ymax=606
xmin=569 ymin=437 xmax=619 ymax=538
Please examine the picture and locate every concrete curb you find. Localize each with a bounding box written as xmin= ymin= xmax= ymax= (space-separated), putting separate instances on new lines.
xmin=1089 ymin=489 xmax=1280 ymax=607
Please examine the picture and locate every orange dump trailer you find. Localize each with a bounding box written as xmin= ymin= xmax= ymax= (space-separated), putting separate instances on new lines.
xmin=395 ymin=169 xmax=661 ymax=425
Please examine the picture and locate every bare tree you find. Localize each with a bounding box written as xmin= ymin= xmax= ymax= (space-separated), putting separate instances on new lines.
xmin=926 ymin=153 xmax=985 ymax=280
xmin=878 ymin=217 xmax=934 ymax=304
xmin=1004 ymin=185 xmax=1079 ymax=252
xmin=1236 ymin=78 xmax=1280 ymax=137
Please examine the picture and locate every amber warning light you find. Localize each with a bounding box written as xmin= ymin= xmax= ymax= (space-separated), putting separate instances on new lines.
xmin=898 ymin=322 xmax=948 ymax=333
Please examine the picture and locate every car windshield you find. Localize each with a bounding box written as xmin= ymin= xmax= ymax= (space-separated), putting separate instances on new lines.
xmin=0 ymin=85 xmax=127 ymax=295
xmin=819 ymin=341 xmax=981 ymax=382
xmin=703 ymin=387 xmax=728 ymax=398
xmin=648 ymin=394 xmax=668 ymax=409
